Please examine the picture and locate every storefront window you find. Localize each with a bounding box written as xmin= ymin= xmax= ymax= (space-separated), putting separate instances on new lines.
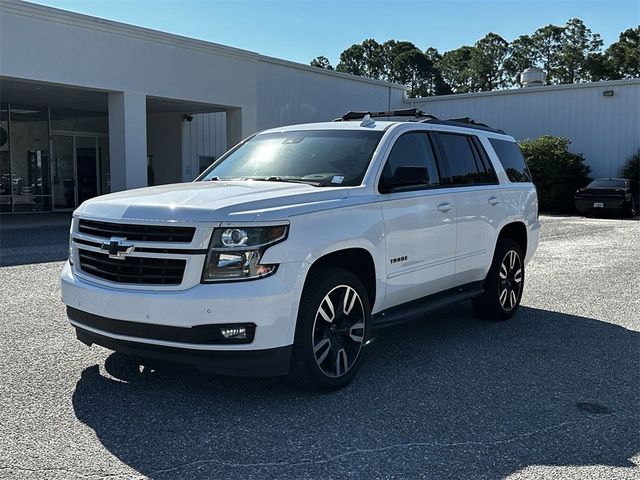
xmin=0 ymin=104 xmax=11 ymax=212
xmin=9 ymin=105 xmax=51 ymax=212
xmin=50 ymin=107 xmax=108 ymax=134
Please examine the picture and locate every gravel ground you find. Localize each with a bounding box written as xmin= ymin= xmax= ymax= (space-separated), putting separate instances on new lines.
xmin=0 ymin=215 xmax=638 ymax=479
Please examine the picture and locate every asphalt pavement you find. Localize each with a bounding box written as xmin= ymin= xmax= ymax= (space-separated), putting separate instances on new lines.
xmin=1 ymin=215 xmax=638 ymax=479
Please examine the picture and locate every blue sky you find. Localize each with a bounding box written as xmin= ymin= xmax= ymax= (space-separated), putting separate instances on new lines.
xmin=32 ymin=0 xmax=639 ymax=66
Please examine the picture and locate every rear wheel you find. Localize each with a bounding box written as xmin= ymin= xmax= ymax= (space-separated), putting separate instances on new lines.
xmin=624 ymin=198 xmax=637 ymax=218
xmin=472 ymin=239 xmax=524 ymax=320
xmin=290 ymin=267 xmax=370 ymax=391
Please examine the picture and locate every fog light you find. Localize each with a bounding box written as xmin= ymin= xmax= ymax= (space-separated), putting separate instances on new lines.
xmin=220 ymin=327 xmax=248 ymax=340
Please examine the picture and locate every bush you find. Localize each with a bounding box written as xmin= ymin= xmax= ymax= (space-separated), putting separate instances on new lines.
xmin=519 ymin=136 xmax=591 ymax=213
xmin=619 ymin=149 xmax=639 ymax=182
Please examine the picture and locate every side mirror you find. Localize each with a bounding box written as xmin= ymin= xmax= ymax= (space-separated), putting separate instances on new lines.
xmin=381 ymin=166 xmax=429 ymax=193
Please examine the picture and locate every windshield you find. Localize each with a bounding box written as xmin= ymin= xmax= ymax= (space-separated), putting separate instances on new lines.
xmin=588 ymin=179 xmax=627 ymax=188
xmin=198 ymin=130 xmax=384 ymax=186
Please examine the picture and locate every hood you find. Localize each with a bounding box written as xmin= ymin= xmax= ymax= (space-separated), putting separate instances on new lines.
xmin=75 ymin=180 xmax=350 ymax=222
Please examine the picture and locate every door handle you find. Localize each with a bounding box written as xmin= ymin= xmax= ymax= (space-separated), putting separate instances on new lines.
xmin=437 ymin=202 xmax=453 ymax=213
xmin=488 ymin=196 xmax=500 ymax=206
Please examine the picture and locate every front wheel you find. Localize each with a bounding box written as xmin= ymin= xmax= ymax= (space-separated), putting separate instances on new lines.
xmin=472 ymin=239 xmax=525 ymax=321
xmin=290 ymin=267 xmax=370 ymax=391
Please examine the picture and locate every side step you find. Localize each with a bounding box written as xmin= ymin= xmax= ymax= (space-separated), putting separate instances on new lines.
xmin=371 ymin=281 xmax=484 ymax=329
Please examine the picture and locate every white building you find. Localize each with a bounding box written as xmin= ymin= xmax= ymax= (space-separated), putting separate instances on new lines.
xmin=1 ymin=0 xmax=638 ymax=215
xmin=0 ymin=0 xmax=405 ymax=213
xmin=406 ymin=79 xmax=640 ymax=178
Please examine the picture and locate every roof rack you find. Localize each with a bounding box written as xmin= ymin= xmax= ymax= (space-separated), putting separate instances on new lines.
xmin=333 ymin=108 xmax=438 ymax=122
xmin=419 ymin=116 xmax=506 ymax=134
xmin=334 ymin=109 xmax=506 ymax=134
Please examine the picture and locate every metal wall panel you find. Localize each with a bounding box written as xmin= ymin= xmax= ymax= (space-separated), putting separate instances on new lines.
xmin=257 ymin=61 xmax=405 ymax=130
xmin=406 ymin=80 xmax=640 ymax=178
xmin=181 ymin=112 xmax=227 ymax=181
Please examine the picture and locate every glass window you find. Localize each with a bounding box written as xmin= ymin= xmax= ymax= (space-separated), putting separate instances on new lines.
xmin=98 ymin=137 xmax=110 ymax=195
xmin=50 ymin=108 xmax=108 ymax=134
xmin=200 ymin=130 xmax=384 ymax=187
xmin=9 ymin=105 xmax=51 ymax=212
xmin=587 ymin=179 xmax=627 ymax=188
xmin=0 ymin=104 xmax=11 ymax=212
xmin=380 ymin=132 xmax=440 ymax=187
xmin=199 ymin=155 xmax=215 ymax=175
xmin=488 ymin=138 xmax=532 ymax=183
xmin=437 ymin=132 xmax=492 ymax=185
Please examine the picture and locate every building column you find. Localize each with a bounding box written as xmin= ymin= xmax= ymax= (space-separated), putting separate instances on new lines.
xmin=225 ymin=106 xmax=257 ymax=150
xmin=108 ymin=91 xmax=147 ymax=191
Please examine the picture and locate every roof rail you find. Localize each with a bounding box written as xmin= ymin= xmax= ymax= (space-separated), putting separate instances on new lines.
xmin=334 ymin=108 xmax=438 ymax=122
xmin=420 ymin=116 xmax=506 ymax=134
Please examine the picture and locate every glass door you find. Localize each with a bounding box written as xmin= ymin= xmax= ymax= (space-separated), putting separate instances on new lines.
xmin=76 ymin=136 xmax=98 ymax=205
xmin=51 ymin=135 xmax=75 ymax=210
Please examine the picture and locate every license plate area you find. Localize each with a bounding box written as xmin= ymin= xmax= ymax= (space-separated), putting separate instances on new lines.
xmin=593 ymin=202 xmax=604 ymax=208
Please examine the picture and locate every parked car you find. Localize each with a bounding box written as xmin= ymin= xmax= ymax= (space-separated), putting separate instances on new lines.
xmin=574 ymin=178 xmax=638 ymax=218
xmin=61 ymin=109 xmax=540 ymax=391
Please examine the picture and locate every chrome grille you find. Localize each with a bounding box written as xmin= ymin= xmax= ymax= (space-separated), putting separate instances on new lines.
xmin=78 ymin=219 xmax=195 ymax=243
xmin=78 ymin=249 xmax=186 ymax=285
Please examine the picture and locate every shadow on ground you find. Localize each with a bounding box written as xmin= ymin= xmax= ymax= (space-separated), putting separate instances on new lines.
xmin=73 ymin=305 xmax=639 ymax=479
xmin=0 ymin=225 xmax=68 ymax=266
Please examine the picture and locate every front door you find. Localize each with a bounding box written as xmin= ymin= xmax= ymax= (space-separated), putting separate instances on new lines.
xmin=51 ymin=135 xmax=101 ymax=210
xmin=379 ymin=131 xmax=457 ymax=309
xmin=51 ymin=135 xmax=75 ymax=210
xmin=76 ymin=136 xmax=98 ymax=205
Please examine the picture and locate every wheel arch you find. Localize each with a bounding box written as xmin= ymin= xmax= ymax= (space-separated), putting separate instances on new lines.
xmin=497 ymin=221 xmax=528 ymax=258
xmin=305 ymin=248 xmax=377 ymax=310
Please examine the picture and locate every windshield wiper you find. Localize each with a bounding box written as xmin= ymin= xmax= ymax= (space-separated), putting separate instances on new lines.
xmin=253 ymin=176 xmax=323 ymax=187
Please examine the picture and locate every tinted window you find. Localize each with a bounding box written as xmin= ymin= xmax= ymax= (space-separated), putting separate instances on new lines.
xmin=488 ymin=138 xmax=532 ymax=182
xmin=199 ymin=130 xmax=383 ymax=187
xmin=381 ymin=132 xmax=440 ymax=187
xmin=437 ymin=133 xmax=492 ymax=185
xmin=588 ymin=179 xmax=627 ymax=188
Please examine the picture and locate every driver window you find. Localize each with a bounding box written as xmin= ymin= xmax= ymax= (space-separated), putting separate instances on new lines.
xmin=381 ymin=132 xmax=440 ymax=187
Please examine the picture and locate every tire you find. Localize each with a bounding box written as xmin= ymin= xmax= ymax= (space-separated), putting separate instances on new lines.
xmin=472 ymin=239 xmax=525 ymax=321
xmin=290 ymin=267 xmax=370 ymax=391
xmin=624 ymin=199 xmax=637 ymax=218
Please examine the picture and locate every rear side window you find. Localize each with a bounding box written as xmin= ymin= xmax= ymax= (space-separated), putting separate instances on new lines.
xmin=488 ymin=138 xmax=532 ymax=182
xmin=381 ymin=132 xmax=440 ymax=187
xmin=436 ymin=133 xmax=494 ymax=185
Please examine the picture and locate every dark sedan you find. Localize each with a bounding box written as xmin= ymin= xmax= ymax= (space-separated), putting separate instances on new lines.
xmin=575 ymin=178 xmax=638 ymax=217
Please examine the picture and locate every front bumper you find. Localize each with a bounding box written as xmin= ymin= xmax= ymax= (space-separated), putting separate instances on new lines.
xmin=75 ymin=325 xmax=292 ymax=376
xmin=61 ymin=260 xmax=309 ymax=353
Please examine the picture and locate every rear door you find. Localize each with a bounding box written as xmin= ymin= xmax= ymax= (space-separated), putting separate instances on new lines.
xmin=378 ymin=130 xmax=457 ymax=309
xmin=433 ymin=131 xmax=506 ymax=285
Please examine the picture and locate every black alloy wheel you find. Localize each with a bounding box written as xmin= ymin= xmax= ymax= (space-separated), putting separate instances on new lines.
xmin=472 ymin=238 xmax=525 ymax=320
xmin=291 ymin=267 xmax=370 ymax=391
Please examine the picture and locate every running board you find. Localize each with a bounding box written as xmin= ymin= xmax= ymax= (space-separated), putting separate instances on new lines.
xmin=371 ymin=281 xmax=484 ymax=329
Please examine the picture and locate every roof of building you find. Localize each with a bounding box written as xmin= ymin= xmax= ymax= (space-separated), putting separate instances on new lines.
xmin=1 ymin=0 xmax=408 ymax=90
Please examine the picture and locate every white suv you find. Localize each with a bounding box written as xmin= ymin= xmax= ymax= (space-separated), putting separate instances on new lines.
xmin=61 ymin=109 xmax=540 ymax=390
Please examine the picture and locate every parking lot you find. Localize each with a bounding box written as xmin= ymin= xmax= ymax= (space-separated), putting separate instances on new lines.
xmin=1 ymin=215 xmax=638 ymax=480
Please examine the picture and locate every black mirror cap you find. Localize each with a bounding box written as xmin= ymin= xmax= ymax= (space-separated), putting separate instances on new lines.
xmin=380 ymin=166 xmax=429 ymax=193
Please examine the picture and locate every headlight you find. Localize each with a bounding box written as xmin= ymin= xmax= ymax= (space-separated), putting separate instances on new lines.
xmin=201 ymin=224 xmax=288 ymax=282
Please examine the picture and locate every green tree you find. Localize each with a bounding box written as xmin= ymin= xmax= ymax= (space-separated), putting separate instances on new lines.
xmin=424 ymin=48 xmax=453 ymax=95
xmin=530 ymin=24 xmax=565 ymax=83
xmin=471 ymin=33 xmax=510 ymax=90
xmin=504 ymin=35 xmax=537 ymax=85
xmin=336 ymin=44 xmax=367 ymax=76
xmin=361 ymin=39 xmax=386 ymax=79
xmin=309 ymin=56 xmax=334 ymax=70
xmin=605 ymin=26 xmax=640 ymax=78
xmin=557 ymin=18 xmax=603 ymax=83
xmin=519 ymin=136 xmax=591 ymax=212
xmin=438 ymin=46 xmax=477 ymax=93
